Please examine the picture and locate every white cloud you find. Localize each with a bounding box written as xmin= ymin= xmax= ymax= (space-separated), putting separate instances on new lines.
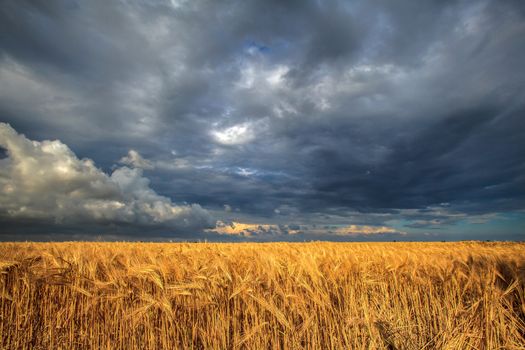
xmin=119 ymin=149 xmax=154 ymax=169
xmin=236 ymin=62 xmax=289 ymax=90
xmin=0 ymin=123 xmax=214 ymax=231
xmin=212 ymin=122 xmax=256 ymax=145
xmin=236 ymin=167 xmax=256 ymax=177
xmin=265 ymin=65 xmax=289 ymax=86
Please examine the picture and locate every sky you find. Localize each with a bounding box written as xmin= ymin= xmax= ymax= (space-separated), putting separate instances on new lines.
xmin=0 ymin=0 xmax=524 ymax=241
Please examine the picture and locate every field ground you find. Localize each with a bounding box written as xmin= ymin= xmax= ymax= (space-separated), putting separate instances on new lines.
xmin=1 ymin=242 xmax=524 ymax=349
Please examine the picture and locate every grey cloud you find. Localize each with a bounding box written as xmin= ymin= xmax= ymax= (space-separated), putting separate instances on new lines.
xmin=0 ymin=0 xmax=524 ymax=240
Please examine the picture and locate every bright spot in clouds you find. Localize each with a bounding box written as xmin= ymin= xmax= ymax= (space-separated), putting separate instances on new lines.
xmin=212 ymin=122 xmax=255 ymax=145
xmin=266 ymin=65 xmax=289 ymax=86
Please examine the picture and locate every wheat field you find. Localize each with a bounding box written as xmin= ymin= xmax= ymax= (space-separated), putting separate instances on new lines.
xmin=1 ymin=242 xmax=524 ymax=349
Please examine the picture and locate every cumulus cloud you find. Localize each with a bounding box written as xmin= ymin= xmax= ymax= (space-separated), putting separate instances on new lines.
xmin=0 ymin=123 xmax=214 ymax=232
xmin=119 ymin=149 xmax=154 ymax=169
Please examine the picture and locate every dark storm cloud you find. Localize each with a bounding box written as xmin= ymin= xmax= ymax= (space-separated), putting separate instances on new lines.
xmin=304 ymin=105 xmax=525 ymax=212
xmin=0 ymin=0 xmax=524 ymax=239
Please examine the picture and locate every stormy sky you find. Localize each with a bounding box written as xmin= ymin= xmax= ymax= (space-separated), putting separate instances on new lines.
xmin=1 ymin=0 xmax=524 ymax=241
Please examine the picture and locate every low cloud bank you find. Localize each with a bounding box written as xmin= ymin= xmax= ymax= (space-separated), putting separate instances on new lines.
xmin=334 ymin=225 xmax=406 ymax=236
xmin=212 ymin=221 xmax=301 ymax=237
xmin=212 ymin=220 xmax=405 ymax=238
xmin=0 ymin=123 xmax=214 ymax=233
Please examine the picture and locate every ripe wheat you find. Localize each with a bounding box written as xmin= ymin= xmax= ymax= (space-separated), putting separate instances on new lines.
xmin=1 ymin=242 xmax=524 ymax=349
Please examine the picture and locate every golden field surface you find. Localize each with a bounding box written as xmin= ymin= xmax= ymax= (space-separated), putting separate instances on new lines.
xmin=1 ymin=242 xmax=524 ymax=349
